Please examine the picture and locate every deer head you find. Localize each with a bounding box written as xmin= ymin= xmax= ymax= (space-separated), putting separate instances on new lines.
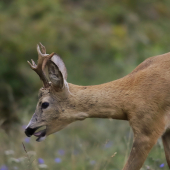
xmin=25 ymin=43 xmax=87 ymax=142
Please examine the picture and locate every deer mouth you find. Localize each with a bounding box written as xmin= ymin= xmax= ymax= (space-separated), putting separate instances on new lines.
xmin=25 ymin=125 xmax=47 ymax=142
xmin=33 ymin=126 xmax=47 ymax=142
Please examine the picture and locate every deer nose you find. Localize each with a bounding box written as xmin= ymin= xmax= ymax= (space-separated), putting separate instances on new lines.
xmin=25 ymin=127 xmax=38 ymax=137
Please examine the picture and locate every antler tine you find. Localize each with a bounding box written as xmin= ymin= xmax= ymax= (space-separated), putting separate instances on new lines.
xmin=27 ymin=44 xmax=54 ymax=88
xmin=37 ymin=44 xmax=46 ymax=57
xmin=39 ymin=42 xmax=46 ymax=54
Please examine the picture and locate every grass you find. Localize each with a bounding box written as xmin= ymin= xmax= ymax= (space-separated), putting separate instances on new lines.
xmin=0 ymin=118 xmax=168 ymax=170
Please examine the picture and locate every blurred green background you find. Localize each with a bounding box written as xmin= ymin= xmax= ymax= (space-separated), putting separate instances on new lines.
xmin=0 ymin=0 xmax=170 ymax=169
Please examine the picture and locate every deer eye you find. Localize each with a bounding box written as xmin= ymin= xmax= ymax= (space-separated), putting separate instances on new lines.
xmin=41 ymin=102 xmax=49 ymax=109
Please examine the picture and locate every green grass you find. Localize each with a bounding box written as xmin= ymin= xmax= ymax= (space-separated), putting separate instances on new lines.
xmin=0 ymin=118 xmax=167 ymax=170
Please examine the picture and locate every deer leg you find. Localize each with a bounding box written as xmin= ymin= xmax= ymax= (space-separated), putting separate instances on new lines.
xmin=122 ymin=134 xmax=159 ymax=170
xmin=162 ymin=130 xmax=170 ymax=168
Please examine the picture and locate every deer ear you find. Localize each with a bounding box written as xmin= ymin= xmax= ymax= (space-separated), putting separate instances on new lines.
xmin=46 ymin=60 xmax=64 ymax=91
xmin=51 ymin=54 xmax=67 ymax=80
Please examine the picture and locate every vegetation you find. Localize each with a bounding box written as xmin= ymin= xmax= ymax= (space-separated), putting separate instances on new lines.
xmin=0 ymin=0 xmax=170 ymax=169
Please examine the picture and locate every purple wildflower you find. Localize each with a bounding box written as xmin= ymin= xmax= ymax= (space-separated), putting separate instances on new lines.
xmin=55 ymin=158 xmax=62 ymax=163
xmin=58 ymin=149 xmax=65 ymax=156
xmin=90 ymin=160 xmax=96 ymax=165
xmin=38 ymin=158 xmax=44 ymax=164
xmin=24 ymin=137 xmax=30 ymax=143
xmin=160 ymin=163 xmax=164 ymax=168
xmin=104 ymin=141 xmax=113 ymax=148
xmin=0 ymin=165 xmax=8 ymax=170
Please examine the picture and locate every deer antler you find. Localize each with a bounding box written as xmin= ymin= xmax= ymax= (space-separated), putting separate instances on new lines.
xmin=39 ymin=42 xmax=46 ymax=54
xmin=27 ymin=43 xmax=54 ymax=88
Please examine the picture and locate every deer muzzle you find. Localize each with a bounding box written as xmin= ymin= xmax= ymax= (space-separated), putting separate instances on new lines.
xmin=25 ymin=127 xmax=39 ymax=137
xmin=25 ymin=126 xmax=47 ymax=142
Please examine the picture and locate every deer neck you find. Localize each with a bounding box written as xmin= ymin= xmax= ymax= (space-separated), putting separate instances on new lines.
xmin=68 ymin=79 xmax=128 ymax=121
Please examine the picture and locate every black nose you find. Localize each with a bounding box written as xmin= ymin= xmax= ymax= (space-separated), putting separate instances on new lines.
xmin=25 ymin=127 xmax=38 ymax=137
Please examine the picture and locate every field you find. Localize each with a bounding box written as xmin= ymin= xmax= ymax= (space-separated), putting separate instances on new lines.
xmin=1 ymin=0 xmax=170 ymax=169
xmin=0 ymin=116 xmax=167 ymax=170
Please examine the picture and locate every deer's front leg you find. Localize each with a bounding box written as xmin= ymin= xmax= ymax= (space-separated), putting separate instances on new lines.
xmin=123 ymin=135 xmax=157 ymax=170
xmin=123 ymin=116 xmax=165 ymax=170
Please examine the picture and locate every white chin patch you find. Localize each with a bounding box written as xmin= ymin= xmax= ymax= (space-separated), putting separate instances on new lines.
xmin=36 ymin=136 xmax=46 ymax=142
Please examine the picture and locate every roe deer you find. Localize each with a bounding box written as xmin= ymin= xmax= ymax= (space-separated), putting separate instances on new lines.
xmin=25 ymin=43 xmax=170 ymax=170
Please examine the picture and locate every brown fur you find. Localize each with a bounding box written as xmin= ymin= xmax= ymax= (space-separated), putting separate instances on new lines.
xmin=26 ymin=50 xmax=170 ymax=170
